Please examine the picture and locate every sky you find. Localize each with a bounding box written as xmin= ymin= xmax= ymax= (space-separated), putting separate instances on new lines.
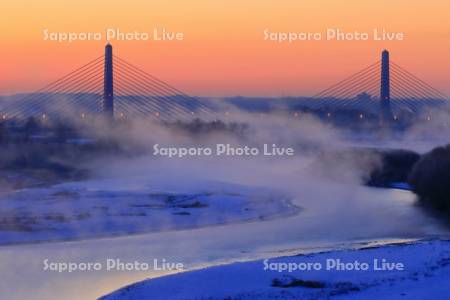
xmin=1 ymin=0 xmax=449 ymax=97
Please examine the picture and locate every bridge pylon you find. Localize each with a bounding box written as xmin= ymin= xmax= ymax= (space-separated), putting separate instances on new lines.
xmin=102 ymin=43 xmax=114 ymax=118
xmin=380 ymin=49 xmax=392 ymax=125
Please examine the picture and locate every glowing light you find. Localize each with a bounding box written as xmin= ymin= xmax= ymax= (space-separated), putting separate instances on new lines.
xmin=359 ymin=113 xmax=364 ymax=119
xmin=155 ymin=112 xmax=160 ymax=117
xmin=427 ymin=116 xmax=431 ymax=121
xmin=327 ymin=112 xmax=331 ymax=117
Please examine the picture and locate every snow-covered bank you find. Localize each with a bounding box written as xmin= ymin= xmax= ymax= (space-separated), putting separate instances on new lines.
xmin=102 ymin=239 xmax=450 ymax=300
xmin=0 ymin=178 xmax=297 ymax=245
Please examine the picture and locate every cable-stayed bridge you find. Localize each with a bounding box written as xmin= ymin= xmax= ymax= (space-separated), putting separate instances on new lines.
xmin=0 ymin=44 xmax=215 ymax=122
xmin=301 ymin=50 xmax=449 ymax=124
xmin=0 ymin=45 xmax=448 ymax=124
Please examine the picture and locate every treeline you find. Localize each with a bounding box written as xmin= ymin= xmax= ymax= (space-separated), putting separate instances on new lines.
xmin=369 ymin=146 xmax=450 ymax=216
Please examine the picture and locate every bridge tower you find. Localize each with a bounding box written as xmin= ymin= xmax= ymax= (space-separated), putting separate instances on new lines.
xmin=380 ymin=49 xmax=392 ymax=125
xmin=103 ymin=43 xmax=114 ymax=118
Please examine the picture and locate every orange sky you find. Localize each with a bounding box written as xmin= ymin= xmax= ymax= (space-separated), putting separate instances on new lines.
xmin=1 ymin=0 xmax=449 ymax=96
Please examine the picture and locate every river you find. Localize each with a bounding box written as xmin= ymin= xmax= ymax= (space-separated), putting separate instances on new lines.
xmin=0 ymin=187 xmax=447 ymax=300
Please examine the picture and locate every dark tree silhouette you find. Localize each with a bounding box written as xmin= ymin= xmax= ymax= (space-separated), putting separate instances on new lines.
xmin=409 ymin=145 xmax=450 ymax=213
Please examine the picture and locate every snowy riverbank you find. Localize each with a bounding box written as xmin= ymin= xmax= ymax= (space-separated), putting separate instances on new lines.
xmin=102 ymin=239 xmax=450 ymax=300
xmin=0 ymin=178 xmax=298 ymax=245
